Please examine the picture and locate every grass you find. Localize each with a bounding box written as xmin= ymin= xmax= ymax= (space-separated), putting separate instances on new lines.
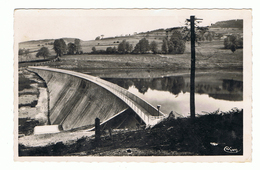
xmin=151 ymin=109 xmax=243 ymax=155
xmin=19 ymin=109 xmax=243 ymax=156
xmin=18 ymin=36 xmax=243 ymax=69
xmin=18 ymin=40 xmax=242 ymax=72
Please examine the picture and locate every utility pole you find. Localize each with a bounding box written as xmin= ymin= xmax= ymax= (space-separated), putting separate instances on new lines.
xmin=187 ymin=15 xmax=202 ymax=119
xmin=190 ymin=16 xmax=196 ymax=119
xmin=95 ymin=117 xmax=101 ymax=147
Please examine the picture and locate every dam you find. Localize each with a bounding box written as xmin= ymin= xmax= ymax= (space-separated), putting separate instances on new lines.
xmin=28 ymin=66 xmax=165 ymax=131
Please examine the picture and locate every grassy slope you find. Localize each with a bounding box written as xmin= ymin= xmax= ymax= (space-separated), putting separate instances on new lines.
xmin=19 ymin=109 xmax=243 ymax=156
xmin=18 ymin=22 xmax=243 ymax=63
xmin=28 ymin=40 xmax=242 ymax=71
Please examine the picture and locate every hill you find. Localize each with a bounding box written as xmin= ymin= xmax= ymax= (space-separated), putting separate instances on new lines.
xmin=211 ymin=19 xmax=243 ymax=28
xmin=18 ymin=19 xmax=243 ymax=61
xmin=20 ymin=37 xmax=80 ymax=46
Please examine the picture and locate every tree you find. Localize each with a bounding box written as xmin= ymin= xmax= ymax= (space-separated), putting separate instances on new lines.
xmin=133 ymin=43 xmax=140 ymax=53
xmin=74 ymin=39 xmax=82 ymax=54
xmin=134 ymin=38 xmax=150 ymax=54
xmin=125 ymin=42 xmax=130 ymax=53
xmin=224 ymin=34 xmax=243 ymax=52
xmin=19 ymin=48 xmax=30 ymax=56
xmin=168 ymin=40 xmax=186 ymax=54
xmin=18 ymin=48 xmax=31 ymax=61
xmin=18 ymin=48 xmax=24 ymax=55
xmin=231 ymin=44 xmax=236 ymax=53
xmin=208 ymin=34 xmax=213 ymax=41
xmin=224 ymin=38 xmax=231 ymax=49
xmin=36 ymin=47 xmax=50 ymax=59
xmin=168 ymin=31 xmax=186 ymax=54
xmin=67 ymin=43 xmax=76 ymax=55
xmin=150 ymin=41 xmax=158 ymax=54
xmin=95 ymin=36 xmax=100 ymax=40
xmin=195 ymin=27 xmax=209 ymax=41
xmin=112 ymin=46 xmax=117 ymax=53
xmin=238 ymin=37 xmax=243 ymax=48
xmin=118 ymin=40 xmax=132 ymax=54
xmin=128 ymin=44 xmax=133 ymax=53
xmin=106 ymin=47 xmax=113 ymax=54
xmin=161 ymin=38 xmax=168 ymax=54
xmin=92 ymin=47 xmax=97 ymax=53
xmin=118 ymin=40 xmax=127 ymax=53
xmin=53 ymin=39 xmax=67 ymax=57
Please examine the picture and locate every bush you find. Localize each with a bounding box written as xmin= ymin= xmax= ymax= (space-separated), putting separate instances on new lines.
xmin=106 ymin=47 xmax=114 ymax=54
xmin=224 ymin=34 xmax=243 ymax=51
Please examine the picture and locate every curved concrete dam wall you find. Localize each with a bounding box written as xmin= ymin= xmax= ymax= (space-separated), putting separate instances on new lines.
xmin=28 ymin=68 xmax=129 ymax=131
xmin=28 ymin=67 xmax=165 ymax=131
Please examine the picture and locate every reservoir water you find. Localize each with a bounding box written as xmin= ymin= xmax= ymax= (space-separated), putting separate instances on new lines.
xmin=83 ymin=69 xmax=243 ymax=117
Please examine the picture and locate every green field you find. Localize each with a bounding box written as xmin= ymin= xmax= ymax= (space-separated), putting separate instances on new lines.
xmin=19 ymin=39 xmax=242 ymax=72
xmin=18 ymin=19 xmax=243 ymax=63
xmin=18 ymin=35 xmax=165 ymax=62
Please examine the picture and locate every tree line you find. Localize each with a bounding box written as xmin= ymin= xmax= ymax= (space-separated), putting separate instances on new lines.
xmin=22 ymin=30 xmax=187 ymax=60
xmin=91 ymin=31 xmax=186 ymax=55
xmin=34 ymin=38 xmax=83 ymax=59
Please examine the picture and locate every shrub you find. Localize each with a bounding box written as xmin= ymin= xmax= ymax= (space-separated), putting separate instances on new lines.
xmin=106 ymin=47 xmax=114 ymax=54
xmin=224 ymin=34 xmax=243 ymax=51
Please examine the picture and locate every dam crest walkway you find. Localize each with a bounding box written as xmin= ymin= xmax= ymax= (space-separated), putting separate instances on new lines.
xmin=28 ymin=66 xmax=165 ymax=127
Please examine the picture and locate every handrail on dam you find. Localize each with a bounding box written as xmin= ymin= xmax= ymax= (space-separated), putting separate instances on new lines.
xmin=28 ymin=66 xmax=165 ymax=126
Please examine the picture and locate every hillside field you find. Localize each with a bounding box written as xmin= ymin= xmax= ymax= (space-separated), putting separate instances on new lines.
xmin=18 ymin=23 xmax=243 ymax=63
xmin=19 ymin=39 xmax=243 ymax=72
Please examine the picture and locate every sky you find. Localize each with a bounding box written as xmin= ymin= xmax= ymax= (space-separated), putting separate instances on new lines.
xmin=14 ymin=9 xmax=249 ymax=42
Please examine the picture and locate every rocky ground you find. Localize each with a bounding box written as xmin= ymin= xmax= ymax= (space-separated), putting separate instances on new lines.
xmin=18 ymin=68 xmax=48 ymax=137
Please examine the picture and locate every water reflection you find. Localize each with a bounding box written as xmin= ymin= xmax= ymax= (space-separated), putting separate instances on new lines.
xmin=102 ymin=75 xmax=243 ymax=116
xmin=104 ymin=76 xmax=243 ymax=101
xmin=78 ymin=69 xmax=243 ymax=117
